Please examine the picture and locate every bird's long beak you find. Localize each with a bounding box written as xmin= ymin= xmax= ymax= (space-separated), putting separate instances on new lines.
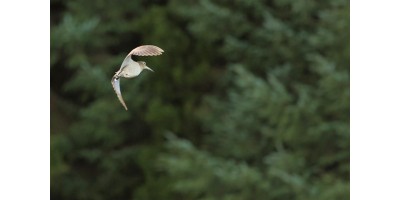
xmin=144 ymin=66 xmax=154 ymax=72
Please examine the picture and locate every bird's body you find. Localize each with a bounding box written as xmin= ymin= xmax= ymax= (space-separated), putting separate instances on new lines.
xmin=116 ymin=59 xmax=143 ymax=78
xmin=111 ymin=45 xmax=163 ymax=110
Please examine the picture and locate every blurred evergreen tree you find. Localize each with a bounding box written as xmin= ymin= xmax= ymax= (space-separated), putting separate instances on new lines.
xmin=159 ymin=0 xmax=349 ymax=199
xmin=51 ymin=0 xmax=349 ymax=199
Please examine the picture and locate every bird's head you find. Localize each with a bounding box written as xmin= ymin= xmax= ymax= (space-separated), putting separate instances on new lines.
xmin=138 ymin=61 xmax=154 ymax=72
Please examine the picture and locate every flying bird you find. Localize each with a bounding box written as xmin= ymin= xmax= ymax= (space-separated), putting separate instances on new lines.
xmin=111 ymin=45 xmax=164 ymax=110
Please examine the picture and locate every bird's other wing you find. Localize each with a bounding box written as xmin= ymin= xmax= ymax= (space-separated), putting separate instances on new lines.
xmin=111 ymin=76 xmax=128 ymax=110
xmin=119 ymin=45 xmax=163 ymax=70
xmin=128 ymin=45 xmax=164 ymax=56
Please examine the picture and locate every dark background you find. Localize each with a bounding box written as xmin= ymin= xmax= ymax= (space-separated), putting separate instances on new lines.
xmin=51 ymin=0 xmax=349 ymax=199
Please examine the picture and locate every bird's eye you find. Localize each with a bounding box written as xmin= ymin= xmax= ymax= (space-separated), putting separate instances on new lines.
xmin=143 ymin=62 xmax=146 ymax=65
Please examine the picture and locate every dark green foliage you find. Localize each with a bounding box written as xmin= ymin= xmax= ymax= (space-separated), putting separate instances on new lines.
xmin=51 ymin=0 xmax=349 ymax=199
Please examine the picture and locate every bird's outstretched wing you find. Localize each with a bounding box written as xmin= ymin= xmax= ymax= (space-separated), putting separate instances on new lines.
xmin=128 ymin=45 xmax=164 ymax=56
xmin=111 ymin=75 xmax=128 ymax=110
xmin=119 ymin=45 xmax=164 ymax=70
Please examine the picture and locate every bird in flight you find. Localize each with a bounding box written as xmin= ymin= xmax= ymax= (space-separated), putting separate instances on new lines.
xmin=111 ymin=45 xmax=164 ymax=110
